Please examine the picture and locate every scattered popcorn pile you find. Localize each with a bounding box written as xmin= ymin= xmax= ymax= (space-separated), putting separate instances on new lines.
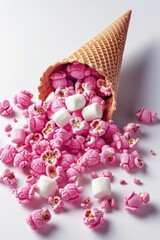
xmin=0 ymin=62 xmax=157 ymax=231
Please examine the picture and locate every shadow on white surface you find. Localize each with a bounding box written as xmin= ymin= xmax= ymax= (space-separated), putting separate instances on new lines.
xmin=37 ymin=222 xmax=58 ymax=237
xmin=113 ymin=42 xmax=158 ymax=128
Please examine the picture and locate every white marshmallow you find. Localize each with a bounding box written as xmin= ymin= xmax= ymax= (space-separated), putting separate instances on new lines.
xmin=52 ymin=107 xmax=72 ymax=127
xmin=36 ymin=175 xmax=57 ymax=199
xmin=65 ymin=94 xmax=86 ymax=111
xmin=82 ymin=103 xmax=102 ymax=121
xmin=92 ymin=177 xmax=111 ymax=199
xmin=45 ymin=92 xmax=55 ymax=102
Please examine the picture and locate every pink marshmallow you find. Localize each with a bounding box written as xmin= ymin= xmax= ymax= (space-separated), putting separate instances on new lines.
xmin=11 ymin=128 xmax=26 ymax=144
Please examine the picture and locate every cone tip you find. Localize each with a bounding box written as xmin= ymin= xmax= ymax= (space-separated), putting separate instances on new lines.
xmin=124 ymin=9 xmax=132 ymax=21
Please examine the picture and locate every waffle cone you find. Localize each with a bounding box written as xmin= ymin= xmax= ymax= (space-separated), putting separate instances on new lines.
xmin=38 ymin=10 xmax=131 ymax=120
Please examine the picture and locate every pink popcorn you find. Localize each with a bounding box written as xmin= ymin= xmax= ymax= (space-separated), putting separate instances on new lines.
xmin=80 ymin=149 xmax=100 ymax=167
xmin=25 ymin=132 xmax=43 ymax=149
xmin=67 ymin=135 xmax=85 ymax=153
xmin=49 ymin=98 xmax=66 ymax=114
xmin=53 ymin=128 xmax=71 ymax=145
xmin=13 ymin=149 xmax=32 ymax=169
xmin=75 ymin=80 xmax=84 ymax=94
xmin=30 ymin=158 xmax=46 ymax=178
xmin=120 ymin=150 xmax=144 ymax=171
xmin=41 ymin=149 xmax=61 ymax=166
xmin=91 ymin=171 xmax=98 ymax=179
xmin=67 ymin=62 xmax=86 ymax=80
xmin=13 ymin=184 xmax=36 ymax=205
xmin=131 ymin=150 xmax=144 ymax=169
xmin=13 ymin=90 xmax=33 ymax=109
xmin=0 ymin=144 xmax=17 ymax=164
xmin=50 ymin=72 xmax=67 ymax=89
xmin=136 ymin=108 xmax=157 ymax=124
xmin=81 ymin=197 xmax=91 ymax=208
xmin=97 ymin=79 xmax=112 ymax=96
xmin=84 ymin=134 xmax=97 ymax=149
xmin=59 ymin=152 xmax=75 ymax=170
xmin=123 ymin=122 xmax=140 ymax=134
xmin=59 ymin=182 xmax=83 ymax=202
xmin=82 ymin=76 xmax=97 ymax=90
xmin=48 ymin=196 xmax=64 ymax=212
xmin=89 ymin=96 xmax=105 ymax=110
xmin=0 ymin=169 xmax=16 ymax=185
xmin=46 ymin=164 xmax=64 ymax=183
xmin=28 ymin=114 xmax=46 ymax=132
xmin=32 ymin=139 xmax=50 ymax=156
xmin=66 ymin=163 xmax=85 ymax=181
xmin=89 ymin=119 xmax=108 ymax=137
xmin=69 ymin=117 xmax=89 ymax=135
xmin=139 ymin=192 xmax=150 ymax=204
xmin=124 ymin=191 xmax=150 ymax=213
xmin=94 ymin=137 xmax=106 ymax=150
xmin=83 ymin=208 xmax=104 ymax=229
xmin=71 ymin=109 xmax=83 ymax=118
xmin=42 ymin=120 xmax=55 ymax=140
xmin=82 ymin=89 xmax=96 ymax=102
xmin=26 ymin=207 xmax=51 ymax=231
xmin=103 ymin=120 xmax=119 ymax=142
xmin=55 ymin=86 xmax=75 ymax=99
xmin=27 ymin=100 xmax=49 ymax=117
xmin=100 ymin=170 xmax=113 ymax=181
xmin=112 ymin=132 xmax=139 ymax=151
xmin=26 ymin=175 xmax=37 ymax=185
xmin=100 ymin=145 xmax=117 ymax=165
xmin=0 ymin=100 xmax=14 ymax=116
xmin=100 ymin=197 xmax=116 ymax=210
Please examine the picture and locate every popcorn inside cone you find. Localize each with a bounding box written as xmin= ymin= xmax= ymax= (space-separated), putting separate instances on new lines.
xmin=38 ymin=10 xmax=132 ymax=120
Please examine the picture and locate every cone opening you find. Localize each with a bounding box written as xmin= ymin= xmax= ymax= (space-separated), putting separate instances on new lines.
xmin=38 ymin=60 xmax=116 ymax=120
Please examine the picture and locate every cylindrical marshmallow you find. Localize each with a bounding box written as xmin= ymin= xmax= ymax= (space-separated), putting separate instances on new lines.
xmin=82 ymin=103 xmax=102 ymax=121
xmin=52 ymin=107 xmax=72 ymax=127
xmin=45 ymin=92 xmax=55 ymax=102
xmin=11 ymin=128 xmax=26 ymax=144
xmin=65 ymin=94 xmax=86 ymax=111
xmin=36 ymin=175 xmax=57 ymax=199
xmin=92 ymin=177 xmax=111 ymax=199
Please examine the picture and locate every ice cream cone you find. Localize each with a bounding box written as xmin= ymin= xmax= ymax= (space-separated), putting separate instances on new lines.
xmin=38 ymin=10 xmax=132 ymax=120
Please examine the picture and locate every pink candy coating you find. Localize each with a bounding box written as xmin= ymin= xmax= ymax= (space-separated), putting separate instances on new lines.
xmin=13 ymin=90 xmax=33 ymax=109
xmin=0 ymin=100 xmax=14 ymax=116
xmin=124 ymin=191 xmax=150 ymax=213
xmin=59 ymin=182 xmax=83 ymax=202
xmin=83 ymin=208 xmax=104 ymax=229
xmin=0 ymin=169 xmax=16 ymax=185
xmin=13 ymin=184 xmax=37 ymax=205
xmin=26 ymin=207 xmax=51 ymax=230
xmin=136 ymin=108 xmax=157 ymax=124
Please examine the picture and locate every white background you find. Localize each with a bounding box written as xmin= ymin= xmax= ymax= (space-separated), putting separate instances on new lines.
xmin=0 ymin=1 xmax=160 ymax=240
